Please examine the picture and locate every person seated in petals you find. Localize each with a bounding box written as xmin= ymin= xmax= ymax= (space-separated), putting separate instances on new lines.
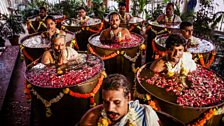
xmin=27 ymin=6 xmax=48 ymax=33
xmin=150 ymin=34 xmax=196 ymax=76
xmin=118 ymin=2 xmax=132 ymax=25
xmin=41 ymin=15 xmax=66 ymax=41
xmin=41 ymin=34 xmax=79 ymax=66
xmin=79 ymin=74 xmax=160 ymax=126
xmin=100 ymin=12 xmax=131 ymax=44
xmin=180 ymin=21 xmax=200 ymax=48
xmin=76 ymin=7 xmax=90 ymax=25
xmin=35 ymin=6 xmax=48 ymax=22
xmin=156 ymin=3 xmax=181 ymax=25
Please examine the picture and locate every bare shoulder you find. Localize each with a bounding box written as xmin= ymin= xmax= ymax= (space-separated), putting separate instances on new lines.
xmin=121 ymin=28 xmax=131 ymax=37
xmin=156 ymin=14 xmax=164 ymax=22
xmin=99 ymin=29 xmax=109 ymax=40
xmin=42 ymin=50 xmax=51 ymax=57
xmin=60 ymin=30 xmax=66 ymax=35
xmin=79 ymin=105 xmax=103 ymax=126
xmin=150 ymin=57 xmax=166 ymax=73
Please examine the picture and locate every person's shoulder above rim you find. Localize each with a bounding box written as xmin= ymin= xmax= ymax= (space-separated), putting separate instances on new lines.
xmin=79 ymin=105 xmax=103 ymax=126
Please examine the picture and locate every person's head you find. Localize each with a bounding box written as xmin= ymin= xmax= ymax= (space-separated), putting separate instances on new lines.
xmin=118 ymin=2 xmax=126 ymax=14
xmin=39 ymin=7 xmax=47 ymax=18
xmin=165 ymin=3 xmax=174 ymax=17
xmin=52 ymin=34 xmax=66 ymax=53
xmin=102 ymin=74 xmax=132 ymax=123
xmin=165 ymin=34 xmax=186 ymax=63
xmin=109 ymin=12 xmax=121 ymax=29
xmin=78 ymin=7 xmax=87 ymax=18
xmin=45 ymin=15 xmax=56 ymax=31
xmin=180 ymin=21 xmax=194 ymax=40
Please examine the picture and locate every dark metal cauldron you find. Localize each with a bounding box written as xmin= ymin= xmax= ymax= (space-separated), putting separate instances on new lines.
xmin=88 ymin=33 xmax=144 ymax=81
xmin=136 ymin=63 xmax=224 ymax=125
xmin=62 ymin=18 xmax=102 ymax=51
xmin=25 ymin=53 xmax=104 ymax=126
xmin=20 ymin=31 xmax=75 ymax=65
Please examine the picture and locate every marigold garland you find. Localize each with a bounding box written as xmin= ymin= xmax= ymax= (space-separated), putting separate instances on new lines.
xmin=133 ymin=89 xmax=160 ymax=111
xmin=37 ymin=21 xmax=47 ymax=31
xmin=70 ymin=39 xmax=79 ymax=50
xmin=65 ymin=71 xmax=106 ymax=99
xmin=151 ymin=28 xmax=168 ymax=35
xmin=88 ymin=45 xmax=118 ymax=60
xmin=198 ymin=51 xmax=216 ymax=68
xmin=24 ymin=81 xmax=32 ymax=102
xmin=152 ymin=40 xmax=166 ymax=59
xmin=139 ymin=44 xmax=146 ymax=50
xmin=27 ymin=21 xmax=37 ymax=33
xmin=191 ymin=109 xmax=216 ymax=126
xmin=87 ymin=22 xmax=104 ymax=33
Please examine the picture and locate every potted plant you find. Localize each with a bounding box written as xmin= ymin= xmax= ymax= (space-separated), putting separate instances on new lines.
xmin=6 ymin=13 xmax=25 ymax=45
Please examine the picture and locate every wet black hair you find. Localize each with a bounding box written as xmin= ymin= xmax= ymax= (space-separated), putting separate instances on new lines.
xmin=165 ymin=34 xmax=186 ymax=49
xmin=119 ymin=2 xmax=126 ymax=7
xmin=39 ymin=6 xmax=47 ymax=12
xmin=45 ymin=15 xmax=56 ymax=23
xmin=166 ymin=2 xmax=174 ymax=8
xmin=108 ymin=11 xmax=121 ymax=21
xmin=102 ymin=74 xmax=132 ymax=97
xmin=180 ymin=21 xmax=193 ymax=30
xmin=78 ymin=7 xmax=86 ymax=11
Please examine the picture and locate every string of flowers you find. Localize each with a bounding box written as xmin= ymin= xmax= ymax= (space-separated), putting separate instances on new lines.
xmin=37 ymin=21 xmax=47 ymax=31
xmin=24 ymin=81 xmax=32 ymax=102
xmin=31 ymin=88 xmax=64 ymax=117
xmin=191 ymin=105 xmax=224 ymax=126
xmin=122 ymin=51 xmax=140 ymax=73
xmin=20 ymin=45 xmax=34 ymax=62
xmin=27 ymin=21 xmax=37 ymax=33
xmin=151 ymin=28 xmax=169 ymax=35
xmin=197 ymin=51 xmax=216 ymax=68
xmin=86 ymin=22 xmax=104 ymax=33
xmin=70 ymin=39 xmax=79 ymax=50
xmin=133 ymin=78 xmax=160 ymax=111
xmin=123 ymin=51 xmax=140 ymax=63
xmin=152 ymin=40 xmax=166 ymax=59
xmin=63 ymin=71 xmax=106 ymax=107
xmin=190 ymin=109 xmax=216 ymax=126
xmin=88 ymin=45 xmax=118 ymax=60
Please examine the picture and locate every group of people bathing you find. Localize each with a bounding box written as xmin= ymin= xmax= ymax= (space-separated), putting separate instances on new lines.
xmin=28 ymin=2 xmax=203 ymax=125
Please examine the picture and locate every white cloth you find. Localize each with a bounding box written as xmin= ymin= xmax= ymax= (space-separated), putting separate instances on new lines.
xmin=113 ymin=100 xmax=160 ymax=126
xmin=62 ymin=47 xmax=79 ymax=61
xmin=167 ymin=52 xmax=197 ymax=74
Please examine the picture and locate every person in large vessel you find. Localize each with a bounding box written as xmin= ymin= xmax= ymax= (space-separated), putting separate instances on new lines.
xmin=27 ymin=6 xmax=48 ymax=33
xmin=76 ymin=7 xmax=90 ymax=25
xmin=41 ymin=15 xmax=66 ymax=41
xmin=100 ymin=12 xmax=131 ymax=44
xmin=156 ymin=3 xmax=182 ymax=25
xmin=150 ymin=34 xmax=197 ymax=75
xmin=118 ymin=1 xmax=132 ymax=25
xmin=79 ymin=74 xmax=160 ymax=126
xmin=41 ymin=34 xmax=79 ymax=66
xmin=180 ymin=21 xmax=200 ymax=48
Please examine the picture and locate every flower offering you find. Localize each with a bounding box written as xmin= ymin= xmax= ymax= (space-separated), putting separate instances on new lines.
xmin=143 ymin=65 xmax=224 ymax=107
xmin=90 ymin=33 xmax=143 ymax=49
xmin=26 ymin=54 xmax=104 ymax=88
